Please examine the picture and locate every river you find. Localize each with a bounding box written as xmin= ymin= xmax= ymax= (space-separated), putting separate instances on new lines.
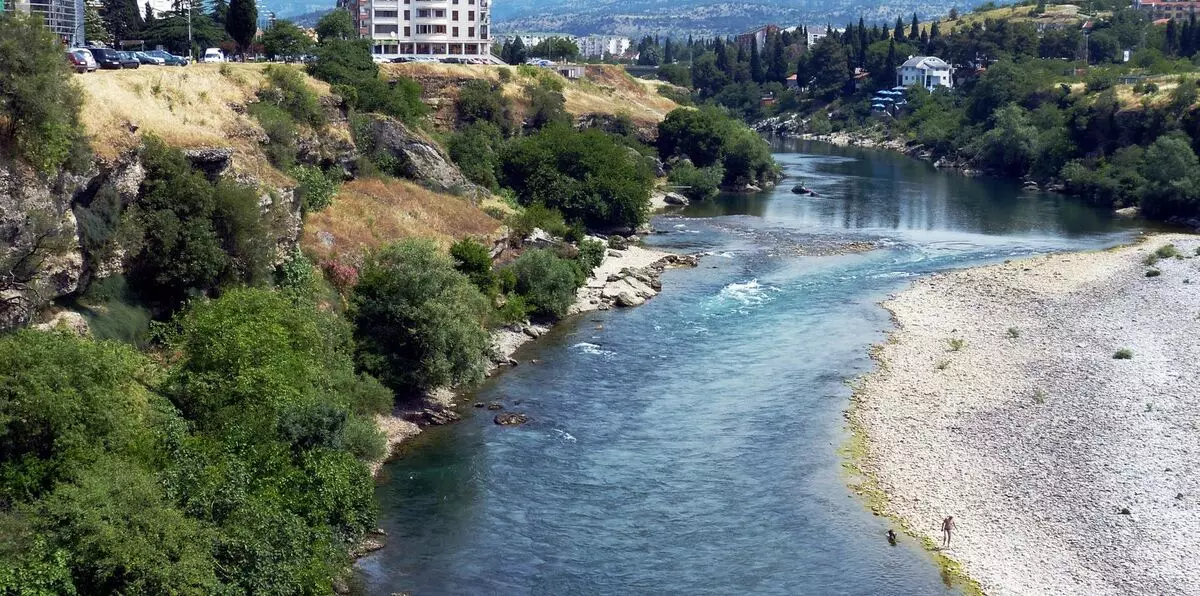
xmin=357 ymin=139 xmax=1151 ymax=595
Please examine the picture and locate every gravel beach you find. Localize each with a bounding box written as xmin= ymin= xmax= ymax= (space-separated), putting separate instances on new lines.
xmin=854 ymin=234 xmax=1200 ymax=595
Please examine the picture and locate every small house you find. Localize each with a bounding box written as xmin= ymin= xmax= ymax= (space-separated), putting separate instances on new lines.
xmin=896 ymin=56 xmax=954 ymax=90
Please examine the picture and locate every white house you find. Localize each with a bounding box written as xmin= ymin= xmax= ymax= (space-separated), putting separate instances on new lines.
xmin=575 ymin=35 xmax=631 ymax=58
xmin=896 ymin=56 xmax=954 ymax=90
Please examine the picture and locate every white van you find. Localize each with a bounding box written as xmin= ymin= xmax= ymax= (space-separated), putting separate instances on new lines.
xmin=202 ymin=48 xmax=225 ymax=63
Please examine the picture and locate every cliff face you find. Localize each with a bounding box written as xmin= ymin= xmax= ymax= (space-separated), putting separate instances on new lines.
xmin=0 ymin=148 xmax=303 ymax=331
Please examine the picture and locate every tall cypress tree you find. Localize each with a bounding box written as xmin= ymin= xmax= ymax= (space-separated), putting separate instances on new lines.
xmin=894 ymin=16 xmax=905 ymax=40
xmin=910 ymin=13 xmax=920 ymax=41
xmin=930 ymin=21 xmax=941 ymax=40
xmin=769 ymin=31 xmax=787 ymax=82
xmin=226 ymin=0 xmax=257 ymax=54
xmin=102 ymin=0 xmax=144 ymax=43
xmin=750 ymin=36 xmax=763 ymax=82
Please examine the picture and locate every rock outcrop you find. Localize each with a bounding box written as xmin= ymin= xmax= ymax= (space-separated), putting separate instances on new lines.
xmin=358 ymin=114 xmax=487 ymax=200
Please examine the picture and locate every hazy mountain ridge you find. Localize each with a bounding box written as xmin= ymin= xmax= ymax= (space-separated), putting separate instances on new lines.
xmin=492 ymin=0 xmax=977 ymax=36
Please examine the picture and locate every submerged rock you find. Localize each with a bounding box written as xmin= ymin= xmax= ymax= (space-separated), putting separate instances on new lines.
xmin=494 ymin=412 xmax=530 ymax=426
xmin=487 ymin=402 xmax=504 ymax=410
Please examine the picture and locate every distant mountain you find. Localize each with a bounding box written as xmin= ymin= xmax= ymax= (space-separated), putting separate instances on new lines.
xmin=493 ymin=0 xmax=984 ymax=37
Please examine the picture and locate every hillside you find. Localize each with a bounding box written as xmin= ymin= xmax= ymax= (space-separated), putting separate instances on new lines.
xmin=382 ymin=63 xmax=678 ymax=132
xmin=493 ymin=0 xmax=987 ymax=36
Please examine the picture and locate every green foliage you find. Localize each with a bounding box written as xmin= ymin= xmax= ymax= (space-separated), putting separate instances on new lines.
xmin=506 ymin=203 xmax=569 ymax=241
xmin=973 ymin=104 xmax=1038 ymax=176
xmin=450 ymin=237 xmax=497 ymax=295
xmin=669 ymin=162 xmax=724 ymax=201
xmin=456 ymin=79 xmax=514 ymax=133
xmin=260 ymin=64 xmax=325 ymax=127
xmin=292 ymin=165 xmax=339 ymax=212
xmin=248 ymin=101 xmax=298 ymax=168
xmin=658 ymin=106 xmax=776 ymax=188
xmin=1139 ymin=133 xmax=1200 ymax=219
xmin=448 ymin=121 xmax=504 ymax=190
xmin=523 ymin=80 xmax=571 ymax=130
xmin=309 ymin=39 xmax=428 ymax=123
xmin=577 ymin=238 xmax=606 ymax=273
xmin=261 ymin=20 xmax=313 ymax=60
xmin=507 ymin=248 xmax=581 ymax=319
xmin=500 ymin=126 xmax=653 ymax=231
xmin=275 ymin=246 xmax=318 ymax=296
xmin=0 ymin=13 xmax=90 ymax=174
xmin=1113 ymin=348 xmax=1134 ymax=359
xmin=225 ymin=0 xmax=257 ymax=53
xmin=315 ymin=9 xmax=354 ymax=42
xmin=350 ymin=240 xmax=491 ymax=397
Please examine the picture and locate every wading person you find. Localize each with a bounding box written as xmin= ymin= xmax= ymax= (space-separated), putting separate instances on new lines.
xmin=941 ymin=516 xmax=956 ymax=548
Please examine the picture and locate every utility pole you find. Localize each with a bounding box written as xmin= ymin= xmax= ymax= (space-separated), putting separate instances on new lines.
xmin=187 ymin=0 xmax=193 ymax=59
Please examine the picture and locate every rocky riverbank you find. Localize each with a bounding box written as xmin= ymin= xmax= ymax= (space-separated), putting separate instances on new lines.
xmin=852 ymin=233 xmax=1200 ymax=595
xmin=367 ymin=238 xmax=697 ymax=478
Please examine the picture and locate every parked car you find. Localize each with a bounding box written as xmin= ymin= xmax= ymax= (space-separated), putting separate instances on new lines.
xmin=116 ymin=51 xmax=140 ymax=68
xmin=202 ymin=48 xmax=225 ymax=63
xmin=135 ymin=51 xmax=165 ymax=65
xmin=89 ymin=47 xmax=124 ymax=69
xmin=147 ymin=50 xmax=188 ymax=66
xmin=66 ymin=49 xmax=97 ymax=73
xmin=389 ymin=56 xmax=412 ymax=63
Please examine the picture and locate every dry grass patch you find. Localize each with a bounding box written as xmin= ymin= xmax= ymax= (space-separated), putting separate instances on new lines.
xmin=303 ymin=177 xmax=501 ymax=264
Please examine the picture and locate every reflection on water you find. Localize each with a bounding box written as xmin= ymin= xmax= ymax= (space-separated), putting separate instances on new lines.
xmin=359 ymin=140 xmax=1150 ymax=596
xmin=680 ymin=138 xmax=1151 ymax=239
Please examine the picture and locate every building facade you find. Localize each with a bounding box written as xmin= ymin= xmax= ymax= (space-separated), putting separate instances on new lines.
xmin=352 ymin=0 xmax=495 ymax=60
xmin=1132 ymin=0 xmax=1200 ymax=19
xmin=1 ymin=0 xmax=85 ymax=45
xmin=735 ymin=24 xmax=779 ymax=52
xmin=896 ymin=55 xmax=954 ymax=90
xmin=575 ymin=34 xmax=630 ymax=58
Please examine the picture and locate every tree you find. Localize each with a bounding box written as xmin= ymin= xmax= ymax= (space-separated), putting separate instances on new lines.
xmin=506 ymin=249 xmax=580 ymax=319
xmin=658 ymin=106 xmax=732 ymax=167
xmin=507 ymin=36 xmax=528 ymax=65
xmin=225 ymin=0 xmax=257 ymax=55
xmin=894 ymin=16 xmax=905 ymax=40
xmin=101 ymin=0 xmax=143 ymax=42
xmin=84 ymin=4 xmax=111 ymax=43
xmin=455 ymin=79 xmax=513 ymax=131
xmin=209 ymin=0 xmax=229 ymax=25
xmin=1139 ymin=133 xmax=1200 ymax=218
xmin=145 ymin=1 xmax=156 ymax=25
xmin=974 ymin=104 xmax=1038 ymax=175
xmin=350 ymin=240 xmax=491 ymax=397
xmin=809 ymin=36 xmax=850 ymax=99
xmin=315 ymin=8 xmax=353 ymax=42
xmin=500 ymin=126 xmax=654 ymax=230
xmin=949 ymin=7 xmax=959 ymax=20
xmin=0 ymin=13 xmax=89 ymax=174
xmin=262 ymin=20 xmax=313 ymax=61
xmin=749 ymin=36 xmax=764 ymax=83
xmin=910 ymin=13 xmax=920 ymax=41
xmin=448 ymin=121 xmax=504 ymax=190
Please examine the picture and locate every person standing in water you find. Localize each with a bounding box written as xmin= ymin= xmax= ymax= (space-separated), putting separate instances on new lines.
xmin=941 ymin=516 xmax=956 ymax=548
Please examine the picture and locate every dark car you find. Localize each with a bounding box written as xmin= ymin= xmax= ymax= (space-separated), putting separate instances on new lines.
xmin=117 ymin=51 xmax=141 ymax=69
xmin=148 ymin=50 xmax=188 ymax=66
xmin=89 ymin=47 xmax=124 ymax=69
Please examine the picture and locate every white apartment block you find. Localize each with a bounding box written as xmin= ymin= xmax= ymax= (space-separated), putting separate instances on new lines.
xmin=361 ymin=0 xmax=494 ymax=59
xmin=575 ymin=35 xmax=630 ymax=58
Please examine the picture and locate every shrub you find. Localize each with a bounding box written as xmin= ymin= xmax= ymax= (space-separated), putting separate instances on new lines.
xmin=276 ymin=246 xmax=317 ymax=295
xmin=947 ymin=338 xmax=965 ymax=351
xmin=260 ymin=64 xmax=325 ymax=127
xmin=350 ymin=240 xmax=491 ymax=397
xmin=1154 ymin=244 xmax=1180 ymax=259
xmin=292 ymin=165 xmax=339 ymax=211
xmin=0 ymin=12 xmax=90 ymax=173
xmin=577 ymin=238 xmax=606 ymax=273
xmin=456 ymin=79 xmax=513 ymax=132
xmin=506 ymin=203 xmax=568 ymax=242
xmin=450 ymin=237 xmax=497 ymax=295
xmin=448 ymin=121 xmax=504 ymax=190
xmin=669 ymin=162 xmax=725 ymax=201
xmin=523 ymin=80 xmax=570 ymax=130
xmin=1006 ymin=327 xmax=1021 ymax=339
xmin=499 ymin=126 xmax=653 ymax=230
xmin=1113 ymin=348 xmax=1134 ymax=359
xmin=497 ymin=67 xmax=513 ymax=83
xmin=1145 ymin=268 xmax=1162 ymax=277
xmin=308 ymin=39 xmax=427 ymax=122
xmin=248 ymin=101 xmax=298 ymax=168
xmin=507 ymin=248 xmax=580 ymax=319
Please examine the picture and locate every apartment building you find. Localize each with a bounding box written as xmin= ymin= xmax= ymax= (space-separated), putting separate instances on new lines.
xmin=1 ymin=0 xmax=85 ymax=45
xmin=1132 ymin=0 xmax=1200 ymax=19
xmin=575 ymin=34 xmax=630 ymax=58
xmin=357 ymin=0 xmax=494 ymax=59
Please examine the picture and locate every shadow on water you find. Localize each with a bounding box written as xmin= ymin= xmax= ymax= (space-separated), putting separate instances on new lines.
xmin=358 ymin=140 xmax=1154 ymax=596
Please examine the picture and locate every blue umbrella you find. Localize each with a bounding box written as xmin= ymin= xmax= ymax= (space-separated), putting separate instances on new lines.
xmin=891 ymin=86 xmax=907 ymax=91
xmin=872 ymin=103 xmax=886 ymax=109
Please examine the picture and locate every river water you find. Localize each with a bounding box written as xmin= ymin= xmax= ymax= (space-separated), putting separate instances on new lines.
xmin=358 ymin=139 xmax=1150 ymax=595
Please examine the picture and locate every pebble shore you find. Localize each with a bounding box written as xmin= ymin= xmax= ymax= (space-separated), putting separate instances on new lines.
xmin=853 ymin=234 xmax=1200 ymax=595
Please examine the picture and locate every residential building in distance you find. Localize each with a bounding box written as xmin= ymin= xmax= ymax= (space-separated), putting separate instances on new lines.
xmin=1 ymin=0 xmax=84 ymax=45
xmin=807 ymin=28 xmax=843 ymax=47
xmin=575 ymin=34 xmax=630 ymax=58
xmin=736 ymin=24 xmax=780 ymax=52
xmin=896 ymin=55 xmax=954 ymax=90
xmin=348 ymin=0 xmax=496 ymax=61
xmin=1132 ymin=0 xmax=1200 ymax=19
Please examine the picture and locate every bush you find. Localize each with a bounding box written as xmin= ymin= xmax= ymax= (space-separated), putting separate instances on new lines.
xmin=1154 ymin=244 xmax=1180 ymax=259
xmin=260 ymin=64 xmax=325 ymax=127
xmin=450 ymin=237 xmax=497 ymax=295
xmin=292 ymin=165 xmax=339 ymax=211
xmin=456 ymin=79 xmax=513 ymax=132
xmin=499 ymin=126 xmax=653 ymax=230
xmin=447 ymin=121 xmax=504 ymax=190
xmin=577 ymin=238 xmax=605 ymax=273
xmin=669 ymin=162 xmax=724 ymax=201
xmin=308 ymin=39 xmax=427 ymax=122
xmin=505 ymin=203 xmax=568 ymax=242
xmin=0 ymin=12 xmax=90 ymax=173
xmin=350 ymin=240 xmax=491 ymax=397
xmin=248 ymin=101 xmax=298 ymax=168
xmin=523 ymin=80 xmax=570 ymax=130
xmin=507 ymin=248 xmax=580 ymax=319
xmin=1113 ymin=348 xmax=1134 ymax=359
xmin=658 ymin=106 xmax=777 ymax=187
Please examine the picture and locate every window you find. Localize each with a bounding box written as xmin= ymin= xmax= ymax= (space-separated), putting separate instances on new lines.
xmin=467 ymin=10 xmax=474 ymax=20
xmin=452 ymin=26 xmax=459 ymax=36
xmin=403 ymin=10 xmax=409 ymax=18
xmin=375 ymin=24 xmax=398 ymax=34
xmin=452 ymin=10 xmax=458 ymax=20
xmin=415 ymin=24 xmax=447 ymax=34
xmin=404 ymin=26 xmax=410 ymax=36
xmin=468 ymin=26 xmax=474 ymax=37
xmin=375 ymin=9 xmax=398 ymax=17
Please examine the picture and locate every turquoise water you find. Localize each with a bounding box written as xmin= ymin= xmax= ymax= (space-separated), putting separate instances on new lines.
xmin=358 ymin=139 xmax=1149 ymax=595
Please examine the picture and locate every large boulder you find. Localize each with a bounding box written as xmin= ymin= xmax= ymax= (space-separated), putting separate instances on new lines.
xmin=359 ymin=114 xmax=487 ymax=199
xmin=0 ymin=162 xmax=89 ymax=331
